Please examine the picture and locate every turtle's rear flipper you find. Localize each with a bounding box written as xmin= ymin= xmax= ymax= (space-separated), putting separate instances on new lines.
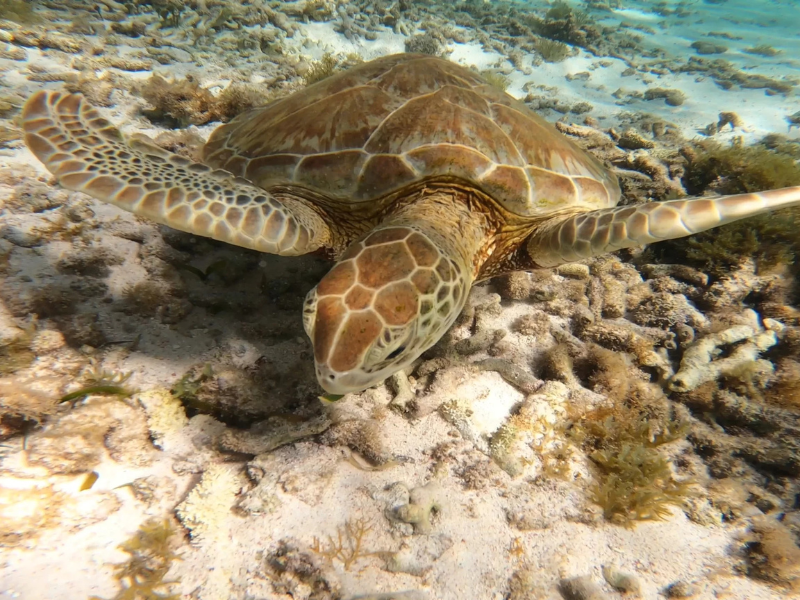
xmin=528 ymin=188 xmax=800 ymax=267
xmin=22 ymin=91 xmax=329 ymax=256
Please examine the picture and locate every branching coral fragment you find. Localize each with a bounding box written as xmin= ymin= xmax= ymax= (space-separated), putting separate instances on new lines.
xmin=311 ymin=517 xmax=375 ymax=571
xmin=669 ymin=325 xmax=777 ymax=392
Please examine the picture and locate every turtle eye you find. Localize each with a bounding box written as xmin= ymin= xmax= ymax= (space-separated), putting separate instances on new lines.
xmin=387 ymin=345 xmax=406 ymax=360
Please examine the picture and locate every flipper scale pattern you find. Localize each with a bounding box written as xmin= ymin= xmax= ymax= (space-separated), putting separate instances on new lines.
xmin=22 ymin=91 xmax=327 ymax=256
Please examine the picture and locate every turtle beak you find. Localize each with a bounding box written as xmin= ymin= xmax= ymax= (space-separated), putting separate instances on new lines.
xmin=315 ymin=363 xmax=368 ymax=395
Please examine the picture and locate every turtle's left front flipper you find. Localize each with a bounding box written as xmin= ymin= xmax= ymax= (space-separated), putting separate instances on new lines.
xmin=22 ymin=91 xmax=330 ymax=256
xmin=527 ymin=187 xmax=800 ymax=267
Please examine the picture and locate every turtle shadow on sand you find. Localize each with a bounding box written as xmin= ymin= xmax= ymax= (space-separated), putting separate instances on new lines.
xmin=0 ymin=212 xmax=330 ymax=429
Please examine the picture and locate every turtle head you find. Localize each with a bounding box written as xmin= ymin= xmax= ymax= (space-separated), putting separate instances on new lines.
xmin=303 ymin=226 xmax=469 ymax=394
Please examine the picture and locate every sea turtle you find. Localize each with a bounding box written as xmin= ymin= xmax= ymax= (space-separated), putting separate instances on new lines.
xmin=21 ymin=53 xmax=800 ymax=394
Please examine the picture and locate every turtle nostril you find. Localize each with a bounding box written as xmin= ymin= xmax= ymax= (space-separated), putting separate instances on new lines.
xmin=387 ymin=345 xmax=406 ymax=360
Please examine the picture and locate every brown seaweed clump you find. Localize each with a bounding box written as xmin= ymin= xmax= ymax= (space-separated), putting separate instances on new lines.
xmin=682 ymin=140 xmax=800 ymax=196
xmin=533 ymin=37 xmax=571 ymax=62
xmin=91 ymin=519 xmax=182 ymax=600
xmin=568 ymin=347 xmax=695 ymax=524
xmin=124 ymin=0 xmax=184 ymax=27
xmin=302 ymin=53 xmax=341 ymax=85
xmin=648 ymin=141 xmax=800 ymax=277
xmin=522 ymin=0 xmax=599 ymax=49
xmin=745 ymin=517 xmax=800 ymax=591
xmin=0 ymin=0 xmax=39 ymax=23
xmin=479 ymin=70 xmax=511 ymax=91
xmin=137 ymin=75 xmax=271 ymax=127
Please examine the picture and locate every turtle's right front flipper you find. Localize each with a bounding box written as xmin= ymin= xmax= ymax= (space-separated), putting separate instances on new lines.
xmin=22 ymin=91 xmax=330 ymax=256
xmin=527 ymin=187 xmax=800 ymax=267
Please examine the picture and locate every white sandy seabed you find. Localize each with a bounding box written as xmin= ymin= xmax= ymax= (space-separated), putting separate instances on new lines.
xmin=0 ymin=3 xmax=799 ymax=600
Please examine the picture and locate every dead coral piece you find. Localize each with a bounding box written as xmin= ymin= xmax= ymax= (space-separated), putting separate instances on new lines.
xmin=765 ymin=358 xmax=800 ymax=409
xmin=404 ymin=31 xmax=445 ymax=56
xmin=318 ymin=417 xmax=390 ymax=466
xmin=0 ymin=376 xmax=58 ymax=439
xmin=559 ymin=575 xmax=609 ymax=600
xmin=474 ymin=358 xmax=543 ymax=394
xmin=136 ymin=388 xmax=189 ymax=450
xmin=27 ymin=396 xmax=154 ymax=473
xmin=264 ymin=539 xmax=342 ymax=599
xmin=669 ymin=325 xmax=777 ymax=392
xmin=639 ymin=264 xmax=708 ymax=287
xmin=690 ymin=40 xmax=727 ymax=55
xmin=454 ymin=329 xmax=506 ymax=355
xmin=557 ymin=263 xmax=591 ymax=280
xmin=176 ymin=464 xmax=241 ymax=544
xmin=99 ymin=55 xmax=152 ymax=72
xmin=643 ymin=87 xmax=687 ymax=107
xmin=494 ymin=272 xmax=532 ymax=300
xmin=717 ymin=111 xmax=743 ymax=131
xmin=602 ymin=565 xmax=642 ymax=596
xmin=223 ymin=414 xmax=331 ymax=456
xmin=746 ymin=516 xmax=800 ymax=590
xmin=664 ymin=581 xmax=698 ymax=598
xmin=743 ymin=44 xmax=782 ymax=57
xmin=628 ymin=291 xmax=708 ymax=330
xmin=389 ymin=481 xmax=443 ymax=534
xmin=0 ymin=483 xmax=67 ymax=546
xmin=137 ymin=74 xmax=217 ymax=126
xmin=0 ymin=322 xmax=35 ymax=377
xmin=0 ymin=0 xmax=39 ymax=23
xmin=541 ymin=343 xmax=579 ymax=387
xmin=490 ymin=381 xmax=571 ymax=477
xmin=513 ymin=311 xmax=551 ymax=337
xmin=384 ymin=535 xmax=454 ymax=577
xmin=616 ymin=129 xmax=655 ymax=150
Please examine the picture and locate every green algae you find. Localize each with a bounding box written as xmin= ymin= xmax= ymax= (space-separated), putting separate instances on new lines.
xmin=479 ymin=70 xmax=511 ymax=91
xmin=533 ymin=38 xmax=571 ymax=62
xmin=59 ymin=365 xmax=135 ymax=405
